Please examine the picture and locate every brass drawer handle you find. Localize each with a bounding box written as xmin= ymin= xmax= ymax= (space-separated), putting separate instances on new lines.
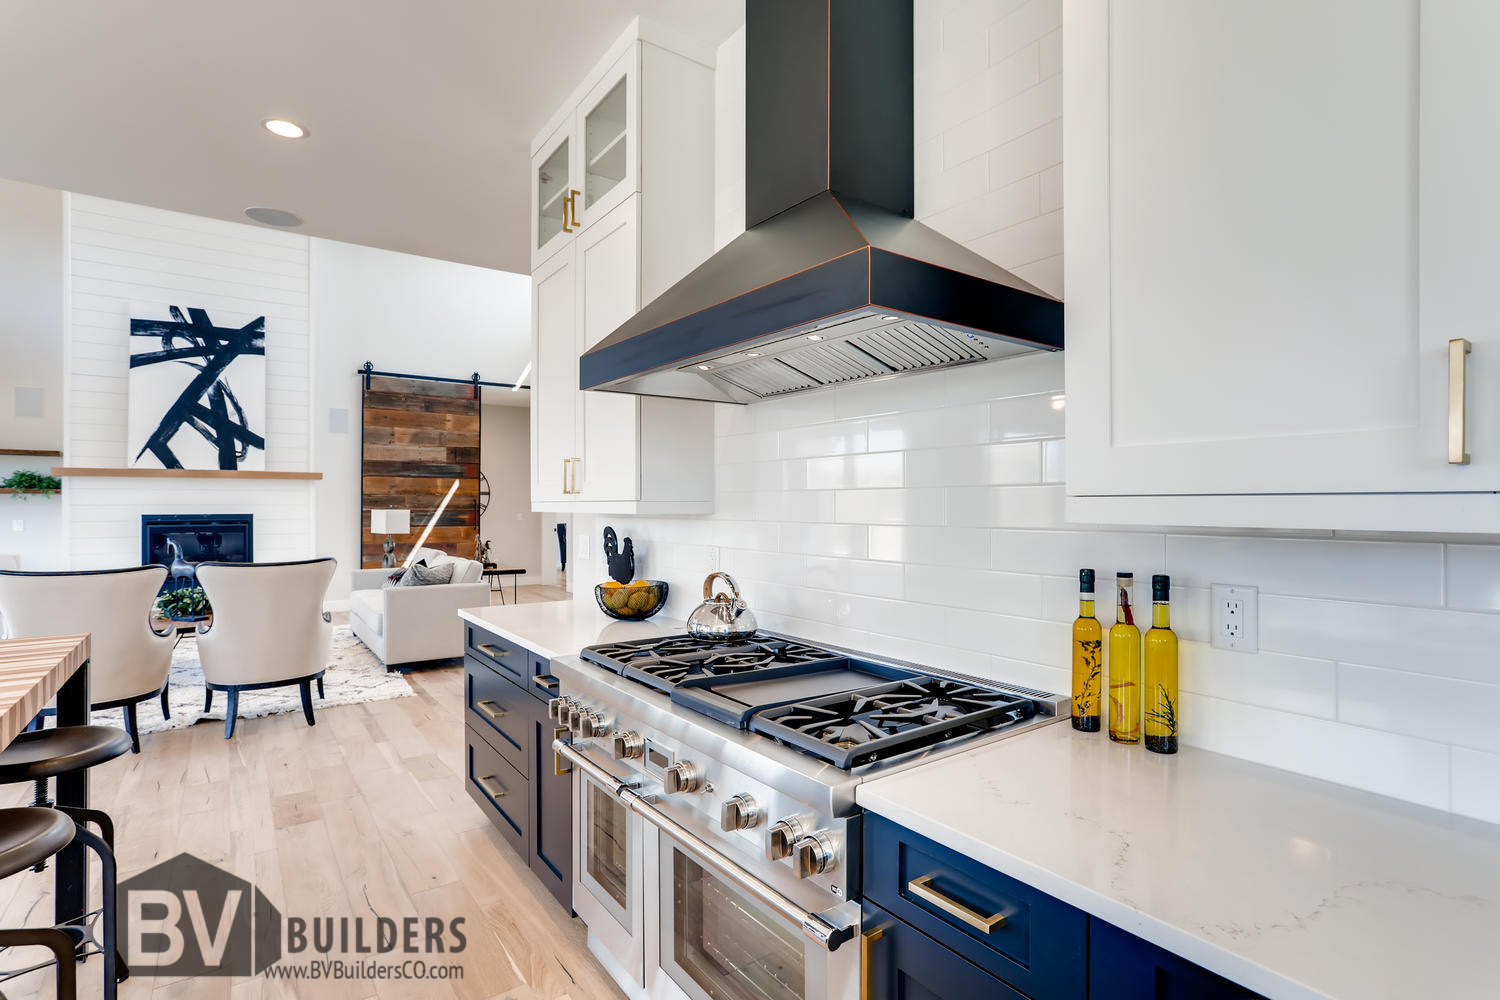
xmin=553 ymin=727 xmax=572 ymax=776
xmin=561 ymin=191 xmax=575 ymax=233
xmin=475 ymin=700 xmax=506 ymax=721
xmin=476 ymin=775 xmax=507 ymax=800
xmin=860 ymin=926 xmax=883 ymax=1000
xmin=907 ymin=875 xmax=1006 ymax=933
xmin=534 ymin=674 xmax=560 ymax=692
xmin=1450 ymin=338 xmax=1472 ymax=465
xmin=567 ymin=188 xmax=581 ymax=228
xmin=477 ymin=642 xmax=509 ymax=661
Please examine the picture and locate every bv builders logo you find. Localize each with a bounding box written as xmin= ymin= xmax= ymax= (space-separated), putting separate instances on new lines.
xmin=120 ymin=853 xmax=466 ymax=982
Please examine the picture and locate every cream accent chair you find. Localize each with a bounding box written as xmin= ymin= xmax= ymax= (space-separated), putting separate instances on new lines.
xmin=0 ymin=566 xmax=175 ymax=753
xmin=196 ymin=558 xmax=335 ymax=739
xmin=347 ymin=546 xmax=489 ymax=670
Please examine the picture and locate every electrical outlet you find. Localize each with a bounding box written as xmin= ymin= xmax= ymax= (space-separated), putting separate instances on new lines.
xmin=10 ymin=519 xmax=21 ymax=533
xmin=578 ymin=533 xmax=591 ymax=562
xmin=1210 ymin=584 xmax=1258 ymax=652
xmin=707 ymin=546 xmax=720 ymax=572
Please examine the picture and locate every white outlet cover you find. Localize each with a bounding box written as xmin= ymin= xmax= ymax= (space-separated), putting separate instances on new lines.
xmin=11 ymin=519 xmax=22 ymax=532
xmin=707 ymin=546 xmax=720 ymax=572
xmin=578 ymin=534 xmax=591 ymax=562
xmin=1210 ymin=583 xmax=1259 ymax=652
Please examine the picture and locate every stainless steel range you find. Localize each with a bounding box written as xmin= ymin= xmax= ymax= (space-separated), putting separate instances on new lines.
xmin=548 ymin=631 xmax=1066 ymax=1000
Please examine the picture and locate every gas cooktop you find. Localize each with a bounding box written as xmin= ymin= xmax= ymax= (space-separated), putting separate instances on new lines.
xmin=580 ymin=632 xmax=1047 ymax=769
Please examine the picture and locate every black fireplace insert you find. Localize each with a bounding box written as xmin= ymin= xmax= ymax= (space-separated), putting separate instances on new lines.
xmin=141 ymin=514 xmax=253 ymax=593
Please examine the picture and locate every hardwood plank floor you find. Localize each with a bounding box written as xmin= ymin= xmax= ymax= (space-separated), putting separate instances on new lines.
xmin=0 ymin=589 xmax=626 ymax=1000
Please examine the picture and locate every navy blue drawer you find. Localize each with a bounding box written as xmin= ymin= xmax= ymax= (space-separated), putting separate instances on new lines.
xmin=864 ymin=813 xmax=1086 ymax=999
xmin=465 ymin=724 xmax=528 ymax=860
xmin=864 ymin=901 xmax=1028 ymax=1000
xmin=1089 ymin=919 xmax=1266 ymax=1000
xmin=464 ymin=623 xmax=534 ymax=686
xmin=465 ymin=656 xmax=531 ymax=777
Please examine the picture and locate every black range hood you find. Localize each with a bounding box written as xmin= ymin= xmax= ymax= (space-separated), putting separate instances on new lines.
xmin=578 ymin=0 xmax=1063 ymax=404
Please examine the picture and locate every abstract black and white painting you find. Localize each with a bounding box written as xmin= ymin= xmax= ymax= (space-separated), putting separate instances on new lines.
xmin=127 ymin=306 xmax=267 ymax=470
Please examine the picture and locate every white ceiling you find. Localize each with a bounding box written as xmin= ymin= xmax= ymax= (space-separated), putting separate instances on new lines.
xmin=0 ymin=0 xmax=743 ymax=276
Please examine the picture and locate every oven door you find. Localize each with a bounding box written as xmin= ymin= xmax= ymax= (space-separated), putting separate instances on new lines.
xmin=652 ymin=833 xmax=860 ymax=1000
xmin=574 ymin=763 xmax=645 ymax=987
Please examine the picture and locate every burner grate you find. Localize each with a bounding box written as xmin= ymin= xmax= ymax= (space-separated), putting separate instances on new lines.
xmin=580 ymin=633 xmax=847 ymax=694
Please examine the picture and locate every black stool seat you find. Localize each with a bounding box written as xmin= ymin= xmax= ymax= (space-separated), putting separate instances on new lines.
xmin=0 ymin=727 xmax=132 ymax=784
xmin=0 ymin=807 xmax=74 ymax=879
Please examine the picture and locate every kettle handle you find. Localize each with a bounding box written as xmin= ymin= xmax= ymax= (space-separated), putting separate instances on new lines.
xmin=702 ymin=571 xmax=743 ymax=603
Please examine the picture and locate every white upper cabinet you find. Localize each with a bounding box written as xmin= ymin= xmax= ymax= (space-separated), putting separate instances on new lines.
xmin=1065 ymin=0 xmax=1500 ymax=532
xmin=528 ymin=20 xmax=717 ymax=514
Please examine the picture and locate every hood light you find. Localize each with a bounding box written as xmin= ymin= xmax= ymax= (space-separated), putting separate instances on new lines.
xmin=263 ymin=119 xmax=307 ymax=139
xmin=806 ymin=334 xmax=824 ymax=342
xmin=745 ymin=352 xmax=761 ymax=358
xmin=697 ymin=364 xmax=713 ymax=371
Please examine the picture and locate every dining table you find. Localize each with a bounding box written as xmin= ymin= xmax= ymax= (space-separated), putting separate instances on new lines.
xmin=0 ymin=634 xmax=95 ymax=926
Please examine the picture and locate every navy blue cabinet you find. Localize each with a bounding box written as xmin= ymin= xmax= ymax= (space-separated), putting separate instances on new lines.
xmin=1089 ymin=919 xmax=1267 ymax=1000
xmin=866 ymin=816 xmax=1267 ymax=1000
xmin=463 ymin=626 xmax=572 ymax=911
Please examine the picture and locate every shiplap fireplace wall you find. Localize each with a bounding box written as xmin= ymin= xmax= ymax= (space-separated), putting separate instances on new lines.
xmin=61 ymin=194 xmax=316 ymax=568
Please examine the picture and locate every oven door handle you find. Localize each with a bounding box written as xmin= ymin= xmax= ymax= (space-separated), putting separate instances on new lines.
xmin=554 ymin=739 xmax=856 ymax=953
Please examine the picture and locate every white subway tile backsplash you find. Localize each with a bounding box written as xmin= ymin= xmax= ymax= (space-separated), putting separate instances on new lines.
xmin=780 ymin=523 xmax=869 ymax=559
xmin=1338 ymin=663 xmax=1500 ymax=755
xmin=836 ymin=488 xmax=946 ymax=526
xmin=906 ymin=564 xmax=1042 ymax=616
xmin=990 ymin=529 xmax=1165 ymax=579
xmin=1452 ymin=748 xmax=1500 ymax=825
xmin=869 ymin=525 xmax=994 ymax=568
xmin=988 ymin=0 xmax=1063 ymax=63
xmin=806 ymin=452 xmax=904 ymax=490
xmin=907 ymin=442 xmax=1041 ymax=487
xmin=1165 ymin=534 xmax=1444 ymax=606
xmin=1180 ymin=641 xmax=1337 ymax=719
xmin=989 ymin=391 xmax=1066 ymax=440
xmin=1443 ymin=544 xmax=1500 ymax=612
xmin=868 ymin=404 xmax=991 ymax=452
xmin=778 ymin=421 xmax=869 ymax=459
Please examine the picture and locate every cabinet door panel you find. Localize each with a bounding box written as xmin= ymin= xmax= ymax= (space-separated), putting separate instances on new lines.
xmin=864 ymin=903 xmax=1030 ymax=1000
xmin=574 ymin=47 xmax=638 ymax=230
xmin=1089 ymin=919 xmax=1266 ymax=1000
xmin=1066 ymin=0 xmax=1500 ymax=503
xmin=575 ymin=198 xmax=640 ymax=502
xmin=532 ymin=247 xmax=577 ymax=505
xmin=532 ymin=120 xmax=575 ymax=270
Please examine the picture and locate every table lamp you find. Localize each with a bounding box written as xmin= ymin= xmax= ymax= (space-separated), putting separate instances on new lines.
xmin=370 ymin=509 xmax=410 ymax=567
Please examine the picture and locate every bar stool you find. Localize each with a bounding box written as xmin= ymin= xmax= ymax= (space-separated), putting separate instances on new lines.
xmin=0 ymin=807 xmax=118 ymax=1000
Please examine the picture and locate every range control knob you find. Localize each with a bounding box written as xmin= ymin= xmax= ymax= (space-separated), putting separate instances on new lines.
xmin=766 ymin=817 xmax=807 ymax=861
xmin=572 ymin=710 xmax=604 ymax=738
xmin=720 ymin=793 xmax=761 ymax=832
xmin=610 ymin=730 xmax=644 ymax=761
xmin=663 ymin=760 xmax=703 ymax=795
xmin=793 ymin=832 xmax=838 ymax=879
xmin=548 ymin=697 xmax=573 ymax=724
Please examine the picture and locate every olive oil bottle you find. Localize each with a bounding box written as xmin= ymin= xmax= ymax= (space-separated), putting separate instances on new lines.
xmin=1071 ymin=569 xmax=1102 ymax=732
xmin=1143 ymin=574 xmax=1180 ymax=754
xmin=1108 ymin=572 xmax=1142 ymax=744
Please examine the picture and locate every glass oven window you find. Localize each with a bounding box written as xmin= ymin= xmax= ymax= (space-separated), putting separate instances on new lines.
xmin=587 ymin=781 xmax=629 ymax=909
xmin=670 ymin=849 xmax=805 ymax=1000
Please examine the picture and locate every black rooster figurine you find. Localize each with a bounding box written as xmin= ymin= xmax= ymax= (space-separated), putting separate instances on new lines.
xmin=602 ymin=525 xmax=635 ymax=585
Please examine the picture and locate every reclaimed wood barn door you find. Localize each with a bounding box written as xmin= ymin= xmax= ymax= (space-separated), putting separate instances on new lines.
xmin=360 ymin=375 xmax=480 ymax=568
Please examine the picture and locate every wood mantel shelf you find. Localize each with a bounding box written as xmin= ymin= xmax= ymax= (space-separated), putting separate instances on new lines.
xmin=51 ymin=467 xmax=323 ymax=481
xmin=0 ymin=449 xmax=62 ymax=457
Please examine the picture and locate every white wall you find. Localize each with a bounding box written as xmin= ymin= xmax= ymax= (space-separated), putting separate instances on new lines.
xmin=479 ymin=402 xmax=542 ymax=576
xmin=309 ymin=238 xmax=530 ymax=601
xmin=63 ymin=194 xmax=315 ymax=569
xmin=0 ymin=179 xmax=65 ymax=450
xmin=568 ymin=4 xmax=1500 ymax=824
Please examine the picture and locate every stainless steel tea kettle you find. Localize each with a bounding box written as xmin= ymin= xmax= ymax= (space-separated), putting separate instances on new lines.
xmin=686 ymin=572 xmax=757 ymax=641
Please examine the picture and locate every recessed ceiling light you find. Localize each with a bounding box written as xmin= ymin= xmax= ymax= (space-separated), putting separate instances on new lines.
xmin=244 ymin=206 xmax=303 ymax=227
xmin=806 ymin=334 xmax=824 ymax=342
xmin=745 ymin=352 xmax=761 ymax=358
xmin=697 ymin=364 xmax=713 ymax=371
xmin=263 ymin=119 xmax=307 ymax=139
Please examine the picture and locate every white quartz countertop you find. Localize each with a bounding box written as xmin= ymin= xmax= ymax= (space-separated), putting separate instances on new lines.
xmin=457 ymin=601 xmax=684 ymax=660
xmin=857 ymin=722 xmax=1500 ymax=1000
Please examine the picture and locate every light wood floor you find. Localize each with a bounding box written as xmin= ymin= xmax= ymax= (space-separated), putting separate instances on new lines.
xmin=0 ymin=587 xmax=628 ymax=1000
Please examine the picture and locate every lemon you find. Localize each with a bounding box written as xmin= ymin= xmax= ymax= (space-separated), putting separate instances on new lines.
xmin=602 ymin=587 xmax=630 ymax=611
xmin=601 ymin=580 xmax=623 ymax=589
xmin=627 ymin=590 xmax=654 ymax=612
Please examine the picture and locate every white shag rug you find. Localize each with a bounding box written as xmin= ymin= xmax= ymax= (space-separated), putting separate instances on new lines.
xmin=92 ymin=625 xmax=415 ymax=735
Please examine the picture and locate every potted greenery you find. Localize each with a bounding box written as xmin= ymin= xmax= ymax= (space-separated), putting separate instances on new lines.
xmin=1 ymin=470 xmax=62 ymax=497
xmin=156 ymin=586 xmax=211 ymax=622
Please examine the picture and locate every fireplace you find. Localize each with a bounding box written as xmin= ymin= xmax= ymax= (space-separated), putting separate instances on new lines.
xmin=141 ymin=514 xmax=253 ymax=593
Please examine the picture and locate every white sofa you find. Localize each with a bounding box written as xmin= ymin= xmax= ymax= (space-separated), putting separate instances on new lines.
xmin=348 ymin=547 xmax=490 ymax=668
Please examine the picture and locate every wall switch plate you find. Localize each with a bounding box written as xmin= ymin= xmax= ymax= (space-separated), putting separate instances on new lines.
xmin=10 ymin=520 xmax=21 ymax=533
xmin=707 ymin=546 xmax=720 ymax=572
xmin=577 ymin=533 xmax=591 ymax=562
xmin=1210 ymin=584 xmax=1259 ymax=652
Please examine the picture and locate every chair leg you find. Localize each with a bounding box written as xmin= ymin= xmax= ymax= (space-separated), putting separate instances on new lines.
xmin=224 ymin=689 xmax=239 ymax=739
xmin=122 ymin=703 xmax=140 ymax=755
xmin=204 ymin=688 xmax=213 ymax=713
xmin=159 ymin=685 xmax=170 ymax=721
xmin=317 ymin=676 xmax=325 ymax=700
xmin=0 ymin=927 xmax=77 ymax=1000
xmin=73 ymin=823 xmax=120 ymax=996
xmin=299 ymin=680 xmax=316 ymax=727
xmin=54 ymin=805 xmax=114 ymax=856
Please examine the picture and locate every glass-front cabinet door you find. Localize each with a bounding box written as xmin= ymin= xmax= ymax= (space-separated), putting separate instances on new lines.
xmin=574 ymin=771 xmax=644 ymax=985
xmin=532 ymin=121 xmax=575 ymax=267
xmin=656 ymin=837 xmax=855 ymax=1000
xmin=574 ymin=47 xmax=637 ymax=230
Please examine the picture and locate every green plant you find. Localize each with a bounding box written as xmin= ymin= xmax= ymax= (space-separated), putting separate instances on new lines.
xmin=1 ymin=470 xmax=61 ymax=497
xmin=157 ymin=586 xmax=211 ymax=619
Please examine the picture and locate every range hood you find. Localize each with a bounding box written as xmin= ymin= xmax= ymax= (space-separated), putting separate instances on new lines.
xmin=578 ymin=0 xmax=1063 ymax=404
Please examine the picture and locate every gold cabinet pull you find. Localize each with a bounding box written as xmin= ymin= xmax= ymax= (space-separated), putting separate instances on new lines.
xmin=475 ymin=700 xmax=506 ymax=721
xmin=906 ymin=875 xmax=1006 ymax=933
xmin=533 ymin=674 xmax=560 ymax=692
xmin=477 ymin=642 xmax=509 ymax=661
xmin=1450 ymin=338 xmax=1472 ymax=465
xmin=553 ymin=727 xmax=573 ymax=776
xmin=476 ymin=775 xmax=507 ymax=800
xmin=567 ymin=188 xmax=582 ymax=229
xmin=562 ymin=457 xmax=573 ymax=494
xmin=561 ymin=191 xmax=575 ymax=233
xmin=860 ymin=926 xmax=883 ymax=1000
